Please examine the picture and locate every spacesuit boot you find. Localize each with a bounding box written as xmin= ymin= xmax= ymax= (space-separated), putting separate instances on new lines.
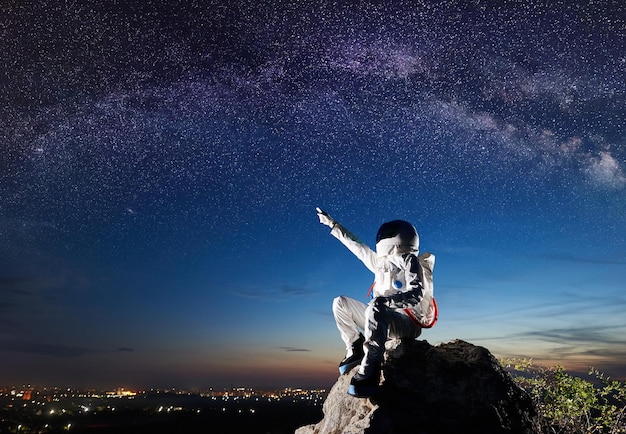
xmin=338 ymin=333 xmax=365 ymax=375
xmin=347 ymin=365 xmax=381 ymax=398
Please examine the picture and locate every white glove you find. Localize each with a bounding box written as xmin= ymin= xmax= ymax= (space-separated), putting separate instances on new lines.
xmin=316 ymin=207 xmax=336 ymax=228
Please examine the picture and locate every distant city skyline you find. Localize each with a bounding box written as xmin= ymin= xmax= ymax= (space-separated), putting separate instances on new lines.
xmin=0 ymin=384 xmax=326 ymax=433
xmin=1 ymin=0 xmax=625 ymax=389
xmin=1 ymin=384 xmax=327 ymax=397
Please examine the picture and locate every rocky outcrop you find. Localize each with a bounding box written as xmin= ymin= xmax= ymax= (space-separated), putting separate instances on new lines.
xmin=296 ymin=339 xmax=541 ymax=434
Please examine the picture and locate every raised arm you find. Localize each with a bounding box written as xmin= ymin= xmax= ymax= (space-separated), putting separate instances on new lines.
xmin=316 ymin=207 xmax=378 ymax=273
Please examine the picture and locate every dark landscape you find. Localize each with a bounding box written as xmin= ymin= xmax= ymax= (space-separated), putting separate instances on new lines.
xmin=0 ymin=388 xmax=326 ymax=434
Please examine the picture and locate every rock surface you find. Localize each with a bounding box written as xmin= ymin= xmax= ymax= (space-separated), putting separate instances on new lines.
xmin=296 ymin=339 xmax=541 ymax=434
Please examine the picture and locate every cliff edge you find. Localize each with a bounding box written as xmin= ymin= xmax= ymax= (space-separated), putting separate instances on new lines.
xmin=296 ymin=339 xmax=541 ymax=434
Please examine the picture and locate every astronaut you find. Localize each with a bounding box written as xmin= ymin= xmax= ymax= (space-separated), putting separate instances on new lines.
xmin=316 ymin=207 xmax=435 ymax=398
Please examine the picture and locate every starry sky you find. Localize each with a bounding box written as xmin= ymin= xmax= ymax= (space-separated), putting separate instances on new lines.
xmin=1 ymin=0 xmax=625 ymax=390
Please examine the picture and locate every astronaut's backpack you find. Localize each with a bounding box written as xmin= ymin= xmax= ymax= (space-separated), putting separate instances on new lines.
xmin=413 ymin=252 xmax=437 ymax=328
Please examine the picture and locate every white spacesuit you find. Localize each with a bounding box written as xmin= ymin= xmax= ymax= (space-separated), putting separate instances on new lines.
xmin=316 ymin=207 xmax=436 ymax=398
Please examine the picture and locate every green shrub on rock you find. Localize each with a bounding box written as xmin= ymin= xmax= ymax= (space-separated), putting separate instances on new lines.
xmin=501 ymin=358 xmax=626 ymax=434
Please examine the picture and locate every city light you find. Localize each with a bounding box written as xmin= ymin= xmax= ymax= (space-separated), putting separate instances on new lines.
xmin=0 ymin=385 xmax=328 ymax=433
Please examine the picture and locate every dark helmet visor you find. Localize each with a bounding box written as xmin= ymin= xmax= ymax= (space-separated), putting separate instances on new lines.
xmin=376 ymin=220 xmax=417 ymax=244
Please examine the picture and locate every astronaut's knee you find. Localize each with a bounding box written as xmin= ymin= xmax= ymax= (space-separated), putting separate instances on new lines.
xmin=332 ymin=295 xmax=347 ymax=313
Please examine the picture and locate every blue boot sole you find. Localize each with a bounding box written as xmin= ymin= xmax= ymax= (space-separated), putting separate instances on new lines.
xmin=339 ymin=360 xmax=361 ymax=375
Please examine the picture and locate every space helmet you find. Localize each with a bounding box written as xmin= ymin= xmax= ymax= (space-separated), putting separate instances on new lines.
xmin=375 ymin=220 xmax=419 ymax=256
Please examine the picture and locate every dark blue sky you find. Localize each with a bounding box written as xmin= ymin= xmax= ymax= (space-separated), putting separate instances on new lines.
xmin=1 ymin=0 xmax=625 ymax=389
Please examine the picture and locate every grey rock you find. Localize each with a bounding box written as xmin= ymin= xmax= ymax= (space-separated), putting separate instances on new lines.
xmin=296 ymin=339 xmax=541 ymax=434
